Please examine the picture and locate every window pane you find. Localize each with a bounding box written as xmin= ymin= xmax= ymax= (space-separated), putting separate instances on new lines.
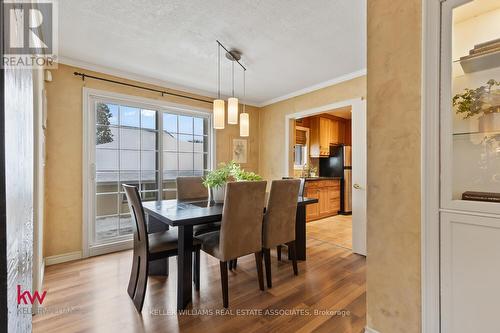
xmin=96 ymin=149 xmax=118 ymax=171
xmin=141 ymin=151 xmax=156 ymax=170
xmin=120 ymin=172 xmax=140 ymax=188
xmin=141 ymin=171 xmax=158 ymax=191
xmin=163 ymin=113 xmax=177 ymax=133
xmin=118 ymin=215 xmax=133 ymax=236
xmin=163 ymin=152 xmax=178 ymax=171
xmin=141 ymin=129 xmax=157 ymax=151
xmin=162 ymin=180 xmax=176 ymax=190
xmin=194 ymin=117 xmax=206 ymax=136
xmin=178 ymin=116 xmax=193 ymax=134
xmin=120 ymin=150 xmax=140 ymax=170
xmin=120 ymin=106 xmax=140 ymax=127
xmin=119 ymin=192 xmax=130 ymax=215
xmin=163 ymin=132 xmax=178 ymax=151
xmin=120 ymin=128 xmax=140 ymax=150
xmin=193 ymin=135 xmax=205 ymax=152
xmin=96 ymin=125 xmax=118 ymax=148
xmin=141 ymin=191 xmax=158 ymax=201
xmin=95 ymin=216 xmax=118 ymax=241
xmin=194 ymin=153 xmax=206 ymax=171
xmin=96 ymin=172 xmax=118 ymax=193
xmin=141 ymin=109 xmax=156 ymax=129
xmin=163 ymin=170 xmax=178 ymax=180
xmin=96 ymin=193 xmax=118 ymax=217
xmin=163 ymin=190 xmax=177 ymax=200
xmin=179 ymin=170 xmax=195 ymax=176
xmin=178 ymin=134 xmax=194 ymax=152
xmin=179 ymin=153 xmax=193 ymax=170
xmin=97 ymin=103 xmax=118 ymax=125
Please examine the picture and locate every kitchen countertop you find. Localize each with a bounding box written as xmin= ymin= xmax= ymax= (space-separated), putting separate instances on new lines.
xmin=299 ymin=177 xmax=342 ymax=181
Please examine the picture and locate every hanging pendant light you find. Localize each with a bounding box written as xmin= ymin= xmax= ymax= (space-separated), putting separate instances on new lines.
xmin=213 ymin=44 xmax=225 ymax=129
xmin=240 ymin=69 xmax=249 ymax=137
xmin=228 ymin=61 xmax=239 ymax=124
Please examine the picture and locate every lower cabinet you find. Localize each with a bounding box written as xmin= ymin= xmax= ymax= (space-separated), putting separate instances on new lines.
xmin=305 ymin=179 xmax=341 ymax=222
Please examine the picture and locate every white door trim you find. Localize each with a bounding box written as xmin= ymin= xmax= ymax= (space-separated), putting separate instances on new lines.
xmin=283 ymin=97 xmax=366 ymax=255
xmin=421 ymin=0 xmax=442 ymax=332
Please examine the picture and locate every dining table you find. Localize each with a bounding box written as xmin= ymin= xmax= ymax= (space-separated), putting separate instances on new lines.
xmin=142 ymin=195 xmax=318 ymax=311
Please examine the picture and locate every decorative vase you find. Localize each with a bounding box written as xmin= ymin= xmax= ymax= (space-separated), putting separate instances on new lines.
xmin=209 ymin=184 xmax=226 ymax=203
xmin=478 ymin=110 xmax=500 ymax=133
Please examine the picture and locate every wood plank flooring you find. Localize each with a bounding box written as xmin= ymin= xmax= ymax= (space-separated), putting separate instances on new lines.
xmin=33 ymin=217 xmax=364 ymax=333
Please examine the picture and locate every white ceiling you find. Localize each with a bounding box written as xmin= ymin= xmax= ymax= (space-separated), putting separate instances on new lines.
xmin=454 ymin=0 xmax=500 ymax=23
xmin=328 ymin=106 xmax=352 ymax=119
xmin=58 ymin=0 xmax=366 ymax=106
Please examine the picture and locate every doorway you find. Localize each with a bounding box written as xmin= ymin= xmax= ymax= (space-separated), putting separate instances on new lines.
xmin=284 ymin=98 xmax=366 ymax=255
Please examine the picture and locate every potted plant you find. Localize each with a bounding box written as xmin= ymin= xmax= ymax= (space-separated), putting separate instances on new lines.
xmin=453 ymin=79 xmax=500 ymax=133
xmin=202 ymin=161 xmax=262 ymax=203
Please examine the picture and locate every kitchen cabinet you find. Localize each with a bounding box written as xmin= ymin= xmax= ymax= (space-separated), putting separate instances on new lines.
xmin=305 ymin=179 xmax=341 ymax=221
xmin=309 ymin=116 xmax=344 ymax=157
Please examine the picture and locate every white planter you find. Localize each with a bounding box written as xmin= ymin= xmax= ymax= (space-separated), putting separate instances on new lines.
xmin=209 ymin=184 xmax=226 ymax=203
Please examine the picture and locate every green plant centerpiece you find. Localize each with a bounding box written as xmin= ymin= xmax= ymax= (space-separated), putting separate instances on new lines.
xmin=203 ymin=161 xmax=262 ymax=202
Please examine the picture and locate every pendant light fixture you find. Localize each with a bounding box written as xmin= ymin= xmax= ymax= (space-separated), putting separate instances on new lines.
xmin=240 ymin=69 xmax=249 ymax=137
xmin=213 ymin=44 xmax=225 ymax=129
xmin=227 ymin=60 xmax=239 ymax=124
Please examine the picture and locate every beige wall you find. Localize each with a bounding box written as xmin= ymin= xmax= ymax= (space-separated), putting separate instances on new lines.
xmin=44 ymin=63 xmax=259 ymax=257
xmin=366 ymin=1 xmax=422 ymax=332
xmin=258 ymin=76 xmax=366 ymax=182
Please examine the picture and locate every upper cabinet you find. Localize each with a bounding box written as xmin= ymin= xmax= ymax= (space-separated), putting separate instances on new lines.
xmin=309 ymin=116 xmax=344 ymax=157
xmin=440 ymin=0 xmax=500 ymax=214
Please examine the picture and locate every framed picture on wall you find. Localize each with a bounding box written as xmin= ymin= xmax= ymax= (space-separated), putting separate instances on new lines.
xmin=232 ymin=138 xmax=247 ymax=164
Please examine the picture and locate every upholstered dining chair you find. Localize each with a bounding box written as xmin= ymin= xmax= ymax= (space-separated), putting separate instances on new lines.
xmin=176 ymin=176 xmax=221 ymax=236
xmin=276 ymin=177 xmax=305 ymax=261
xmin=262 ymin=179 xmax=301 ymax=288
xmin=123 ymin=184 xmax=201 ymax=312
xmin=197 ymin=181 xmax=267 ymax=308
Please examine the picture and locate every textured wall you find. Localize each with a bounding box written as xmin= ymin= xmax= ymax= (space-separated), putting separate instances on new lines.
xmin=5 ymin=67 xmax=34 ymax=332
xmin=366 ymin=0 xmax=422 ymax=332
xmin=44 ymin=64 xmax=260 ymax=257
xmin=258 ymin=76 xmax=366 ymax=182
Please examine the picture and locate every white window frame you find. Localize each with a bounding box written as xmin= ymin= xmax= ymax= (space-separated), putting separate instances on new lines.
xmin=293 ymin=126 xmax=309 ymax=170
xmin=82 ymin=88 xmax=215 ymax=257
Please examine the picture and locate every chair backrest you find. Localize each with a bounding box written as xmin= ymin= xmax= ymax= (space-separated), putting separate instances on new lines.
xmin=219 ymin=181 xmax=267 ymax=261
xmin=262 ymin=179 xmax=301 ymax=248
xmin=176 ymin=176 xmax=208 ymax=202
xmin=123 ymin=185 xmax=148 ymax=249
xmin=282 ymin=177 xmax=305 ymax=196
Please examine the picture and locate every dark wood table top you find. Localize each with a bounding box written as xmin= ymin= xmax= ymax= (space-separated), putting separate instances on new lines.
xmin=142 ymin=197 xmax=318 ymax=227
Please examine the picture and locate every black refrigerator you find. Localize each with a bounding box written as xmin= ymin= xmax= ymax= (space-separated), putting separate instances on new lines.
xmin=319 ymin=144 xmax=352 ymax=215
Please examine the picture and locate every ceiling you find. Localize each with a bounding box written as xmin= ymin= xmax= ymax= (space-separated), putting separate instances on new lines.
xmin=327 ymin=106 xmax=352 ymax=119
xmin=58 ymin=0 xmax=366 ymax=106
xmin=454 ymin=0 xmax=500 ymax=23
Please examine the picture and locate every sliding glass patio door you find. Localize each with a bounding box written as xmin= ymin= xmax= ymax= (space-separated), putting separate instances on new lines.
xmin=85 ymin=90 xmax=212 ymax=255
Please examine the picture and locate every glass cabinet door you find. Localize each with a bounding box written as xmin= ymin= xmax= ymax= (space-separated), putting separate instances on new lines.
xmin=440 ymin=0 xmax=500 ymax=214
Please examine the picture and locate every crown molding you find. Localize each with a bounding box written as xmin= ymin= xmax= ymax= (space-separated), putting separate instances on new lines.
xmin=257 ymin=68 xmax=367 ymax=107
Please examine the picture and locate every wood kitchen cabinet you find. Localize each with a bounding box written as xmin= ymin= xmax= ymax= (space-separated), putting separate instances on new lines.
xmin=305 ymin=179 xmax=341 ymax=221
xmin=309 ymin=116 xmax=343 ymax=157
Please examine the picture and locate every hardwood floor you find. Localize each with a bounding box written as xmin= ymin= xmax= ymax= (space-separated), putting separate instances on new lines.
xmin=33 ymin=218 xmax=364 ymax=333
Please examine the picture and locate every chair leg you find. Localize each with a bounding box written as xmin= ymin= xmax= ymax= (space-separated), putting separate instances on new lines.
xmin=194 ymin=249 xmax=200 ymax=291
xmin=229 ymin=259 xmax=234 ymax=270
xmin=233 ymin=258 xmax=237 ymax=269
xmin=220 ymin=261 xmax=229 ymax=308
xmin=288 ymin=241 xmax=298 ymax=276
xmin=132 ymin=256 xmax=149 ymax=312
xmin=277 ymin=245 xmax=282 ymax=261
xmin=263 ymin=248 xmax=272 ymax=288
xmin=127 ymin=253 xmax=140 ymax=299
xmin=254 ymin=251 xmax=265 ymax=291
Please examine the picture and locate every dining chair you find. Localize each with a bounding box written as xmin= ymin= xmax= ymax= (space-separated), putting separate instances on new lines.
xmin=177 ymin=176 xmax=221 ymax=236
xmin=262 ymin=179 xmax=301 ymax=288
xmin=123 ymin=184 xmax=202 ymax=312
xmin=197 ymin=181 xmax=267 ymax=308
xmin=277 ymin=177 xmax=305 ymax=261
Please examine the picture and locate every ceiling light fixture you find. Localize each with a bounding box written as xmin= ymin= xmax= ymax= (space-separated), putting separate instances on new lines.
xmin=240 ymin=69 xmax=249 ymax=137
xmin=213 ymin=44 xmax=225 ymax=129
xmin=227 ymin=50 xmax=241 ymax=124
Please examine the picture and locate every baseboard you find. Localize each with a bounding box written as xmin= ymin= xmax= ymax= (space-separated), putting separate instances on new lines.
xmin=45 ymin=251 xmax=82 ymax=266
xmin=365 ymin=327 xmax=381 ymax=333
